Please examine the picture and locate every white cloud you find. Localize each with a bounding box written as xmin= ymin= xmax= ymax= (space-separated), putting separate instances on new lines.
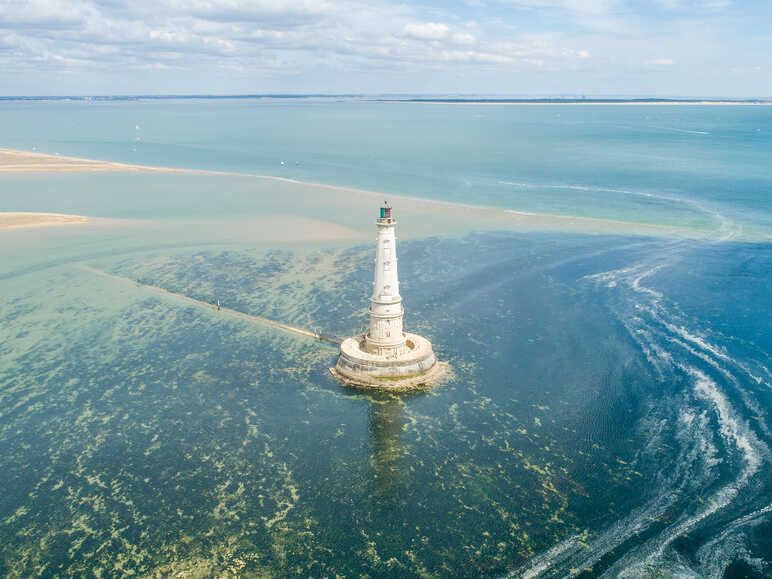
xmin=439 ymin=49 xmax=511 ymax=64
xmin=0 ymin=0 xmax=765 ymax=95
xmin=403 ymin=22 xmax=450 ymax=40
xmin=452 ymin=32 xmax=476 ymax=45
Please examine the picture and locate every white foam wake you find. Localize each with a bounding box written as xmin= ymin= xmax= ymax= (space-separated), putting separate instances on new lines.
xmin=696 ymin=502 xmax=772 ymax=576
xmin=661 ymin=320 xmax=771 ymax=390
xmin=507 ymin=396 xmax=722 ymax=578
xmin=512 ymin=249 xmax=770 ymax=577
xmin=609 ymin=368 xmax=767 ymax=577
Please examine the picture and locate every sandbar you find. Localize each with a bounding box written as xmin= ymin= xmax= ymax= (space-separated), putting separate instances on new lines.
xmin=0 ymin=147 xmax=753 ymax=241
xmin=0 ymin=148 xmax=188 ymax=174
xmin=0 ymin=212 xmax=90 ymax=230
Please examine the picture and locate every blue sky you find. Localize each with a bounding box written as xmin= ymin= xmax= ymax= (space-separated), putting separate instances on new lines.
xmin=0 ymin=0 xmax=770 ymax=96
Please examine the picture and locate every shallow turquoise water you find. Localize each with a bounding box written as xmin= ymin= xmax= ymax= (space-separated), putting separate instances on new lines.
xmin=1 ymin=99 xmax=771 ymax=237
xmin=0 ymin=101 xmax=770 ymax=577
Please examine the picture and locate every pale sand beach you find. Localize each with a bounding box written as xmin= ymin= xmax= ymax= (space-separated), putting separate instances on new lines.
xmin=0 ymin=211 xmax=360 ymax=242
xmin=0 ymin=212 xmax=90 ymax=230
xmin=0 ymin=148 xmax=188 ymax=174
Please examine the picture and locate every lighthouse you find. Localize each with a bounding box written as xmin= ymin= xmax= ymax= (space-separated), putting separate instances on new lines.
xmin=331 ymin=202 xmax=445 ymax=390
xmin=366 ymin=203 xmax=408 ymax=357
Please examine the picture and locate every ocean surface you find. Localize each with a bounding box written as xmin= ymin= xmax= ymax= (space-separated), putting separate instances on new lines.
xmin=0 ymin=98 xmax=770 ymax=577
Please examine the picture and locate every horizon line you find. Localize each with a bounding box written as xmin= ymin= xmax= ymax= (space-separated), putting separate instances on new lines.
xmin=2 ymin=94 xmax=772 ymax=103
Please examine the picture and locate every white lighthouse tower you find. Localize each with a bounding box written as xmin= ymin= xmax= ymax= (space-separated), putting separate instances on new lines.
xmin=332 ymin=203 xmax=444 ymax=389
xmin=366 ymin=203 xmax=408 ymax=357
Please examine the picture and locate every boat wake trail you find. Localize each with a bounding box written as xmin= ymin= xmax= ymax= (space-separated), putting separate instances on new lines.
xmin=509 ymin=243 xmax=771 ymax=578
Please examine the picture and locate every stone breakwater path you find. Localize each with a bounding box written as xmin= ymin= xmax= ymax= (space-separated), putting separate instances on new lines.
xmin=75 ymin=264 xmax=342 ymax=346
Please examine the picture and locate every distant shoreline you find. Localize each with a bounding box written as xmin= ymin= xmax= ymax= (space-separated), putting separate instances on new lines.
xmin=0 ymin=95 xmax=770 ymax=105
xmin=381 ymin=98 xmax=772 ymax=106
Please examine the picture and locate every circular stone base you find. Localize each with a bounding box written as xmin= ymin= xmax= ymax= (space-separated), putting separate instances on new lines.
xmin=332 ymin=332 xmax=445 ymax=390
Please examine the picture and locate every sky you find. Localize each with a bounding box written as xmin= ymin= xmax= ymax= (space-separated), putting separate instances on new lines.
xmin=0 ymin=0 xmax=770 ymax=96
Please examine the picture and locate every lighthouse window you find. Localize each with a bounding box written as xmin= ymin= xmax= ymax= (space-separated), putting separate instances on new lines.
xmin=384 ymin=261 xmax=392 ymax=271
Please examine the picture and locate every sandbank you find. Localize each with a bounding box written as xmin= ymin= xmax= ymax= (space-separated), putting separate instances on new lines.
xmin=0 ymin=212 xmax=90 ymax=230
xmin=0 ymin=147 xmax=751 ymax=241
xmin=0 ymin=148 xmax=189 ymax=174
